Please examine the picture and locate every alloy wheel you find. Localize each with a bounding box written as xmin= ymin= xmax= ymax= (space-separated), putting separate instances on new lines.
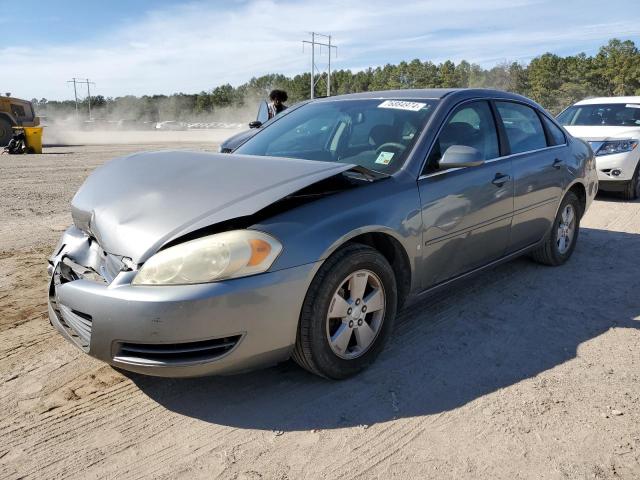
xmin=325 ymin=269 xmax=386 ymax=359
xmin=556 ymin=204 xmax=576 ymax=254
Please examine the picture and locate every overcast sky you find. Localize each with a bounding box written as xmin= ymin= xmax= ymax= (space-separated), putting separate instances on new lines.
xmin=2 ymin=0 xmax=639 ymax=100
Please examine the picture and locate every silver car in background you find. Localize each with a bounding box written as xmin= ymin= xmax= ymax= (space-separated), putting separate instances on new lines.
xmin=48 ymin=89 xmax=598 ymax=379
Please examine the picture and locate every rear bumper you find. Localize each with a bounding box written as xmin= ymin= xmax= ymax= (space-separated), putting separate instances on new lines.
xmin=48 ymin=229 xmax=320 ymax=377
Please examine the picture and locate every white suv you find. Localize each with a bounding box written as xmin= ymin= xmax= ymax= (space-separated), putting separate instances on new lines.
xmin=558 ymin=97 xmax=640 ymax=200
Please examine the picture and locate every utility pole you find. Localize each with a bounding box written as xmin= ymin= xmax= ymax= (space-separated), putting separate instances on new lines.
xmin=327 ymin=35 xmax=332 ymax=97
xmin=67 ymin=78 xmax=79 ymax=118
xmin=67 ymin=78 xmax=96 ymax=120
xmin=310 ymin=32 xmax=315 ymax=99
xmin=85 ymin=78 xmax=95 ymax=120
xmin=302 ymin=32 xmax=337 ymax=99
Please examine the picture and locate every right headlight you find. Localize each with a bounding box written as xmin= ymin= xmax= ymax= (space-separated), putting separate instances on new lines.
xmin=595 ymin=139 xmax=638 ymax=156
xmin=132 ymin=230 xmax=282 ymax=285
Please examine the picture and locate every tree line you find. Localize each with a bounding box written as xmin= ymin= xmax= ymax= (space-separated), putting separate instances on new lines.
xmin=33 ymin=38 xmax=640 ymax=123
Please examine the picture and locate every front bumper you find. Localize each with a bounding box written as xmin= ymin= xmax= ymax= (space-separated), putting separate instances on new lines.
xmin=48 ymin=227 xmax=320 ymax=377
xmin=595 ymin=150 xmax=639 ymax=182
xmin=597 ymin=179 xmax=630 ymax=192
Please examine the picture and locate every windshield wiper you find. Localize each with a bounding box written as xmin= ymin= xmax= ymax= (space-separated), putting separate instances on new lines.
xmin=343 ymin=165 xmax=390 ymax=182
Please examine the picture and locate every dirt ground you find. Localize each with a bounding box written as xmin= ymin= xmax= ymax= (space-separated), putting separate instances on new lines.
xmin=1 ymin=137 xmax=639 ymax=479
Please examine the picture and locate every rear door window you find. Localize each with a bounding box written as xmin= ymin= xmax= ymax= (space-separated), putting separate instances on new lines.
xmin=496 ymin=102 xmax=547 ymax=154
xmin=541 ymin=115 xmax=566 ymax=146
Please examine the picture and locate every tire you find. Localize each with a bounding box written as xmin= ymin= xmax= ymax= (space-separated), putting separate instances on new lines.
xmin=0 ymin=117 xmax=12 ymax=147
xmin=621 ymin=162 xmax=640 ymax=201
xmin=292 ymin=243 xmax=398 ymax=379
xmin=530 ymin=191 xmax=581 ymax=266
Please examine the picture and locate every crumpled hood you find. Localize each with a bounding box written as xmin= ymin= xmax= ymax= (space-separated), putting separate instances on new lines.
xmin=71 ymin=151 xmax=353 ymax=263
xmin=565 ymin=125 xmax=640 ymax=141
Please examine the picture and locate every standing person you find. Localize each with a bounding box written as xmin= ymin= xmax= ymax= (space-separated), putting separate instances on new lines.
xmin=267 ymin=89 xmax=288 ymax=119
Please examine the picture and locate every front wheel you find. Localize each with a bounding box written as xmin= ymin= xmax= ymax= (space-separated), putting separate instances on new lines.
xmin=292 ymin=244 xmax=397 ymax=379
xmin=530 ymin=191 xmax=581 ymax=266
xmin=622 ymin=163 xmax=640 ymax=201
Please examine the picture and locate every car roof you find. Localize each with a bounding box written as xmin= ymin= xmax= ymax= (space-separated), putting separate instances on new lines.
xmin=319 ymin=89 xmax=457 ymax=100
xmin=313 ymin=88 xmax=541 ymax=108
xmin=575 ymin=96 xmax=640 ymax=105
xmin=313 ymin=88 xmax=530 ymax=102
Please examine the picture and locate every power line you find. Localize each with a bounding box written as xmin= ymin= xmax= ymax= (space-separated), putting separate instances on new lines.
xmin=67 ymin=78 xmax=96 ymax=120
xmin=302 ymin=32 xmax=337 ymax=99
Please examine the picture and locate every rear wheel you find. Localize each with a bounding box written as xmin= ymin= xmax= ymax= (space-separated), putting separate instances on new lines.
xmin=622 ymin=163 xmax=640 ymax=201
xmin=292 ymin=244 xmax=397 ymax=379
xmin=531 ymin=191 xmax=580 ymax=266
xmin=0 ymin=117 xmax=12 ymax=147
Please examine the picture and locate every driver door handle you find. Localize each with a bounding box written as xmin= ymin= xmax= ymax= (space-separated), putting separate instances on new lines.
xmin=492 ymin=173 xmax=511 ymax=187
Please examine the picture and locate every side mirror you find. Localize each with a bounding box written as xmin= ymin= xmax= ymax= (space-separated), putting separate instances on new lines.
xmin=248 ymin=120 xmax=262 ymax=129
xmin=439 ymin=145 xmax=485 ymax=169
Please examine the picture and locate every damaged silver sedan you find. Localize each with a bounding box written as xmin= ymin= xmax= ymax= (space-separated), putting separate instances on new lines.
xmin=48 ymin=89 xmax=598 ymax=378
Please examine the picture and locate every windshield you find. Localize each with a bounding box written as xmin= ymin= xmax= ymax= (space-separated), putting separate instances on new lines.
xmin=235 ymin=99 xmax=438 ymax=173
xmin=558 ymin=103 xmax=640 ymax=127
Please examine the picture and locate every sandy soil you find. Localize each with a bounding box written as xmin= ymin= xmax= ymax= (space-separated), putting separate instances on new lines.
xmin=1 ymin=142 xmax=639 ymax=479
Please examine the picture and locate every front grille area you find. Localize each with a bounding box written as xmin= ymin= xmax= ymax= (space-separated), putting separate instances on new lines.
xmin=49 ymin=259 xmax=95 ymax=351
xmin=48 ymin=230 xmax=128 ymax=353
xmin=114 ymin=335 xmax=242 ymax=365
xmin=57 ymin=305 xmax=93 ymax=350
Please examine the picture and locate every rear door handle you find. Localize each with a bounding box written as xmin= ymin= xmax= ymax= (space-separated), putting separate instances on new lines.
xmin=492 ymin=173 xmax=511 ymax=187
xmin=553 ymin=158 xmax=564 ymax=169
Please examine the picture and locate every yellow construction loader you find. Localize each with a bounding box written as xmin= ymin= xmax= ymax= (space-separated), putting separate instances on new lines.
xmin=0 ymin=93 xmax=42 ymax=153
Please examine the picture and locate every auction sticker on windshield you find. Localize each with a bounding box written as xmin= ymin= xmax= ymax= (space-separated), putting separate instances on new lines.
xmin=375 ymin=151 xmax=395 ymax=165
xmin=378 ymin=100 xmax=427 ymax=111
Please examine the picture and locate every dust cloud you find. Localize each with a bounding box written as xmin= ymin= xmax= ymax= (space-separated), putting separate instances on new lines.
xmin=43 ymin=128 xmax=240 ymax=146
xmin=38 ymin=101 xmax=258 ymax=146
